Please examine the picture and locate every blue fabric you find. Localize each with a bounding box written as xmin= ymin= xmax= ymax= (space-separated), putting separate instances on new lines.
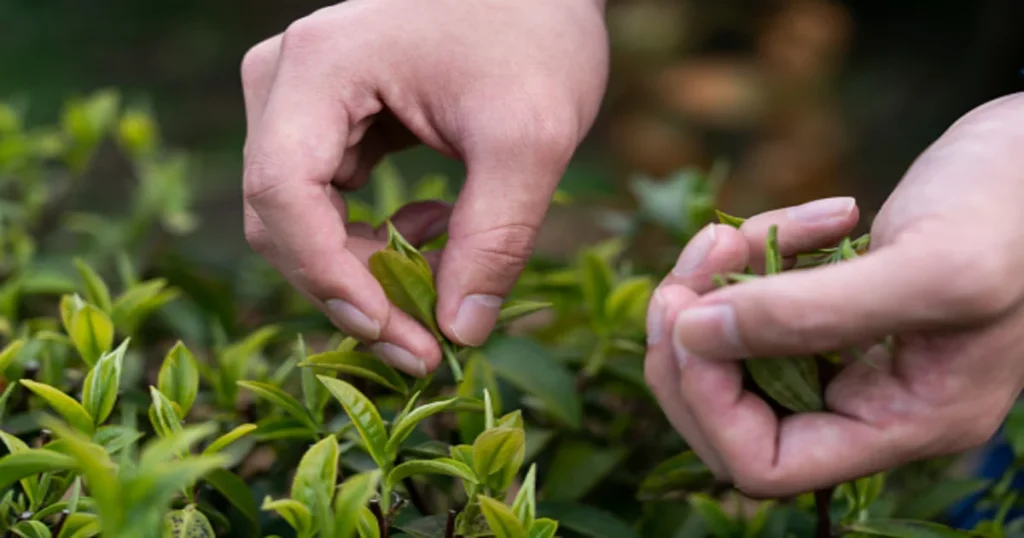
xmin=946 ymin=430 xmax=1024 ymax=529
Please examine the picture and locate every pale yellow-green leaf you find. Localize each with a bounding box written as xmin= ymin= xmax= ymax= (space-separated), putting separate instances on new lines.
xmin=20 ymin=380 xmax=94 ymax=435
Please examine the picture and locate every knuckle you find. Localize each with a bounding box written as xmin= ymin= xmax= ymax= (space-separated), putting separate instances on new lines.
xmin=281 ymin=16 xmax=328 ymax=56
xmin=730 ymin=471 xmax=777 ymax=499
xmin=933 ymin=251 xmax=1012 ymax=319
xmin=243 ymin=221 xmax=272 ymax=255
xmin=240 ymin=39 xmax=277 ymax=86
xmin=459 ymin=223 xmax=537 ymax=285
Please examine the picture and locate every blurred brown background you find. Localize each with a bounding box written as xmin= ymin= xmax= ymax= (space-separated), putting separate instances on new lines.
xmin=3 ymin=0 xmax=1023 ymax=264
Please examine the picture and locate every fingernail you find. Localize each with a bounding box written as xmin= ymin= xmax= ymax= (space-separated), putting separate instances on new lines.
xmin=647 ymin=290 xmax=664 ymax=346
xmin=325 ymin=299 xmax=380 ymax=340
xmin=786 ymin=197 xmax=855 ymax=223
xmin=451 ymin=294 xmax=503 ymax=346
xmin=673 ymin=224 xmax=717 ymax=276
xmin=371 ymin=342 xmax=426 ymax=377
xmin=674 ymin=303 xmax=744 ymax=359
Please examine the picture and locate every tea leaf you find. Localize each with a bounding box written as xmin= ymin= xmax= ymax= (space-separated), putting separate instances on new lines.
xmin=894 ymin=479 xmax=990 ymax=521
xmin=148 ymin=386 xmax=183 ymax=439
xmin=20 ymin=380 xmax=95 ymax=435
xmin=688 ymin=493 xmax=740 ymax=538
xmin=384 ymin=220 xmax=433 ymax=276
xmin=300 ymin=350 xmax=408 ymax=394
xmin=55 ymin=512 xmax=100 ymax=538
xmin=637 ymin=451 xmax=715 ymax=500
xmin=386 ymin=397 xmax=459 ymax=458
xmin=580 ymin=252 xmax=614 ymax=323
xmin=512 ymin=464 xmax=538 ymax=528
xmin=542 ymin=441 xmax=627 ymax=502
xmin=292 ymin=435 xmax=339 ymax=532
xmin=334 ymin=471 xmax=382 ymax=538
xmin=603 ymin=276 xmax=653 ymax=329
xmin=81 ymin=339 xmax=128 ymax=426
xmin=202 ymin=424 xmax=257 ymax=455
xmin=163 ymin=504 xmax=214 ymax=538
xmin=472 ymin=427 xmax=525 ymax=481
xmin=357 ymin=505 xmax=381 ymax=538
xmin=203 ymin=468 xmax=260 ymax=526
xmin=745 ymin=356 xmax=823 ymax=413
xmin=0 ymin=449 xmax=77 ymax=491
xmin=237 ymin=381 xmax=317 ymax=432
xmin=261 ymin=497 xmax=312 ymax=535
xmin=765 ymin=225 xmax=783 ymax=275
xmin=848 ymin=519 xmax=979 ymax=537
xmin=73 ymin=258 xmax=112 ymax=313
xmin=11 ymin=520 xmax=51 ymax=538
xmin=0 ymin=338 xmax=26 ymax=373
xmin=496 ymin=300 xmax=552 ymax=326
xmin=458 ymin=353 xmax=502 ymax=443
xmin=482 ymin=336 xmax=581 ymax=429
xmin=158 ymin=341 xmax=199 ymax=417
xmin=369 ymin=250 xmax=439 ymax=335
xmin=479 ymin=495 xmax=528 ymax=538
xmin=715 ymin=210 xmax=746 ymax=228
xmin=318 ymin=376 xmax=390 ymax=468
xmin=386 ymin=458 xmax=477 ymax=489
xmin=68 ymin=303 xmax=114 ymax=367
xmin=527 ymin=519 xmax=559 ymax=538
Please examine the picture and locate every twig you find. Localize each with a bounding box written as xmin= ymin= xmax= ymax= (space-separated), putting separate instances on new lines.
xmin=815 ymin=486 xmax=834 ymax=538
xmin=445 ymin=509 xmax=458 ymax=538
xmin=395 ymin=455 xmax=430 ymax=515
xmin=370 ymin=498 xmax=389 ymax=538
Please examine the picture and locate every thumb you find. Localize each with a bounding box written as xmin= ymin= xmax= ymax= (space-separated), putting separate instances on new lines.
xmin=673 ymin=243 xmax=1013 ymax=359
xmin=435 ymin=153 xmax=567 ymax=346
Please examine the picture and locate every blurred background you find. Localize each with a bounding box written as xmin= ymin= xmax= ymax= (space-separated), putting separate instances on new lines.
xmin=3 ymin=0 xmax=1024 ymax=269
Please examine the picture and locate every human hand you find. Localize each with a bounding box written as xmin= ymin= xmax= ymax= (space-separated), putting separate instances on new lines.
xmin=240 ymin=0 xmax=609 ymax=377
xmin=645 ymin=93 xmax=1024 ymax=497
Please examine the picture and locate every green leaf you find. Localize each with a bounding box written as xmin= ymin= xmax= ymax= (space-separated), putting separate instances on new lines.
xmin=764 ymin=225 xmax=782 ymax=275
xmin=334 ymin=471 xmax=382 ymax=538
xmin=479 ymin=496 xmax=527 ymax=538
xmin=0 ymin=338 xmax=25 ymax=373
xmin=848 ymin=519 xmax=979 ymax=537
xmin=384 ymin=220 xmax=433 ymax=276
xmin=482 ymin=336 xmax=581 ymax=429
xmin=688 ymin=493 xmax=739 ymax=538
xmin=496 ymin=301 xmax=552 ymax=326
xmin=512 ymin=464 xmax=537 ymax=528
xmin=148 ymin=386 xmax=183 ymax=439
xmin=203 ymin=468 xmax=260 ymax=526
xmin=357 ymin=505 xmax=381 ymax=538
xmin=300 ymin=350 xmax=408 ymax=394
xmin=11 ymin=520 xmax=51 ymax=538
xmin=472 ymin=427 xmax=525 ymax=481
xmin=386 ymin=397 xmax=459 ymax=458
xmin=715 ymin=210 xmax=746 ymax=228
xmin=368 ymin=250 xmax=439 ymax=335
xmin=19 ymin=380 xmax=95 ymax=435
xmin=73 ymin=259 xmax=112 ymax=313
xmin=163 ymin=504 xmax=215 ymax=538
xmin=527 ymin=519 xmax=559 ymax=538
xmin=202 ymin=424 xmax=257 ymax=455
xmin=894 ymin=479 xmax=990 ymax=521
xmin=291 ymin=435 xmax=339 ymax=527
xmin=0 ymin=449 xmax=77 ymax=491
xmin=158 ymin=341 xmax=199 ymax=417
xmin=372 ymin=160 xmax=407 ymax=225
xmin=40 ymin=420 xmax=122 ymax=533
xmin=579 ymin=252 xmax=614 ymax=323
xmin=261 ymin=497 xmax=313 ymax=535
xmin=542 ymin=441 xmax=627 ymax=502
xmin=137 ymin=422 xmax=220 ymax=469
xmin=386 ymin=458 xmax=477 ymax=489
xmin=67 ymin=303 xmax=114 ymax=367
xmin=458 ymin=354 xmax=501 ymax=443
xmin=237 ymin=381 xmax=317 ymax=432
xmin=56 ymin=512 xmax=100 ymax=538
xmin=81 ymin=338 xmax=128 ymax=426
xmin=603 ymin=276 xmax=652 ymax=329
xmin=318 ymin=376 xmax=390 ymax=468
xmin=637 ymin=451 xmax=715 ymax=500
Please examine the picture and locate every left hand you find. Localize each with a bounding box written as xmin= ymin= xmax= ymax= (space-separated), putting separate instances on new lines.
xmin=644 ymin=93 xmax=1024 ymax=497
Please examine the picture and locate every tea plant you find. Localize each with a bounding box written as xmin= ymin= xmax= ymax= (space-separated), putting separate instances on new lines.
xmin=1 ymin=89 xmax=1023 ymax=538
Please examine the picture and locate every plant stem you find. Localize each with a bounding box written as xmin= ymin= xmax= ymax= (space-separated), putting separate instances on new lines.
xmin=370 ymin=498 xmax=389 ymax=538
xmin=815 ymin=486 xmax=834 ymax=538
xmin=444 ymin=509 xmax=457 ymax=538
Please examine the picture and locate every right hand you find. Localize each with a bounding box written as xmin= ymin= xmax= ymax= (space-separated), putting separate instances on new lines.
xmin=241 ymin=0 xmax=609 ymax=376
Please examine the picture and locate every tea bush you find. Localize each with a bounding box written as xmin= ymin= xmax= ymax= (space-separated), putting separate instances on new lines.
xmin=1 ymin=90 xmax=1023 ymax=538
